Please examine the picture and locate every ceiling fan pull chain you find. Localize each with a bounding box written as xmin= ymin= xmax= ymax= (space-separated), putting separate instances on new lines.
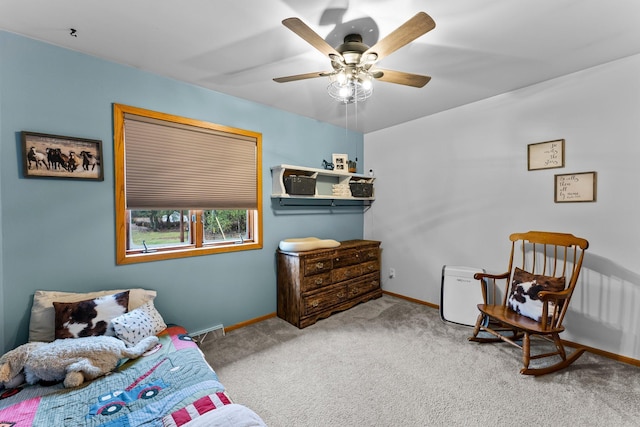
xmin=345 ymin=104 xmax=348 ymax=138
xmin=351 ymin=99 xmax=356 ymax=131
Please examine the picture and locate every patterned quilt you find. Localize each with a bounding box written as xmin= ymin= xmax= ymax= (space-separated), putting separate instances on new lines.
xmin=0 ymin=326 xmax=241 ymax=427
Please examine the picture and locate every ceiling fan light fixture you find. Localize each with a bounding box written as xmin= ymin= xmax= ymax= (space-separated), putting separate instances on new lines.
xmin=338 ymin=84 xmax=352 ymax=98
xmin=336 ymin=70 xmax=348 ymax=84
xmin=361 ymin=52 xmax=378 ymax=65
xmin=327 ymin=72 xmax=373 ymax=104
xmin=359 ymin=71 xmax=374 ymax=91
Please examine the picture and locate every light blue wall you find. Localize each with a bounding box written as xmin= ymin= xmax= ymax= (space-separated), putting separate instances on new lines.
xmin=0 ymin=32 xmax=364 ymax=352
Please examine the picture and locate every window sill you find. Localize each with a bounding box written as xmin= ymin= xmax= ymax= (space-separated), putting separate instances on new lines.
xmin=117 ymin=241 xmax=262 ymax=265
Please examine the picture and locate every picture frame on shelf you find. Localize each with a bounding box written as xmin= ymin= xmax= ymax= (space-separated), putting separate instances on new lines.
xmin=554 ymin=171 xmax=597 ymax=203
xmin=527 ymin=139 xmax=564 ymax=171
xmin=332 ymin=153 xmax=348 ymax=174
xmin=21 ymin=131 xmax=103 ymax=181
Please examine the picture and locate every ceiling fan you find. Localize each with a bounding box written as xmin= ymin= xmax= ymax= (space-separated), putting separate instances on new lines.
xmin=273 ymin=12 xmax=436 ymax=102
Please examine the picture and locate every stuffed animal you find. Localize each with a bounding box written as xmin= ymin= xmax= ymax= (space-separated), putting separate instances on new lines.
xmin=0 ymin=335 xmax=159 ymax=388
xmin=0 ymin=341 xmax=46 ymax=389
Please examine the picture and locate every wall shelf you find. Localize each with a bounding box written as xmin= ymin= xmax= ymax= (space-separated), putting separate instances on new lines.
xmin=271 ymin=164 xmax=375 ymax=205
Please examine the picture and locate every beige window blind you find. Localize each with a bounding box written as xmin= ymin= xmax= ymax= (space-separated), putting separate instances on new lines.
xmin=124 ymin=113 xmax=258 ymax=210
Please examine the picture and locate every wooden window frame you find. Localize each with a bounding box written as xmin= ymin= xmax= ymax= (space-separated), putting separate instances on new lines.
xmin=113 ymin=104 xmax=262 ymax=265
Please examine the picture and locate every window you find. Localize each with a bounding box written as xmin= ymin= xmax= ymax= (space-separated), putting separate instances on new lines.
xmin=113 ymin=104 xmax=262 ymax=264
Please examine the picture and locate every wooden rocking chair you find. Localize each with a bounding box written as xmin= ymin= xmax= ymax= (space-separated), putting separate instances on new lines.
xmin=469 ymin=231 xmax=589 ymax=375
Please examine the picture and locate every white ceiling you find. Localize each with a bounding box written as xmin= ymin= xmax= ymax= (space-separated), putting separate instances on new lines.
xmin=2 ymin=0 xmax=640 ymax=133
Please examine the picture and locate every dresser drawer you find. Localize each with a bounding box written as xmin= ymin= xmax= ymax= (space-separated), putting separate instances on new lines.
xmin=359 ymin=247 xmax=379 ymax=262
xmin=303 ymin=257 xmax=333 ymax=276
xmin=361 ymin=260 xmax=380 ymax=275
xmin=301 ymin=272 xmax=331 ymax=292
xmin=303 ymin=284 xmax=348 ymax=316
xmin=332 ymin=264 xmax=362 ymax=283
xmin=333 ymin=249 xmax=361 ymax=268
xmin=347 ymin=273 xmax=381 ymax=298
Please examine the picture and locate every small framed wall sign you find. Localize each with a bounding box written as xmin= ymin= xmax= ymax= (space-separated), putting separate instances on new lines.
xmin=21 ymin=131 xmax=103 ymax=181
xmin=528 ymin=139 xmax=565 ymax=171
xmin=554 ymin=171 xmax=597 ymax=203
xmin=332 ymin=153 xmax=348 ymax=174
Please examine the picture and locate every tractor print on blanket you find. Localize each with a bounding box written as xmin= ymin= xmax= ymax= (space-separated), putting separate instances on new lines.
xmin=91 ymin=379 xmax=228 ymax=427
xmin=89 ymin=378 xmax=169 ymax=416
xmin=89 ymin=358 xmax=169 ymax=417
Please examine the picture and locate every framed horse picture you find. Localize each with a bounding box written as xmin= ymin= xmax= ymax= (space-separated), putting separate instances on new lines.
xmin=21 ymin=131 xmax=103 ymax=181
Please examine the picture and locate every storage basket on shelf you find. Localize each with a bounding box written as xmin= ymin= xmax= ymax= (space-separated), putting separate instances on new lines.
xmin=283 ymin=175 xmax=316 ymax=195
xmin=349 ymin=180 xmax=374 ymax=197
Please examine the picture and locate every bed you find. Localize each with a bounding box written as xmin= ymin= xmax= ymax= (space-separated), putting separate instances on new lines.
xmin=0 ymin=289 xmax=266 ymax=427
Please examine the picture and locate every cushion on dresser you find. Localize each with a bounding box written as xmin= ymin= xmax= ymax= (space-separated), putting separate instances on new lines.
xmin=279 ymin=237 xmax=340 ymax=252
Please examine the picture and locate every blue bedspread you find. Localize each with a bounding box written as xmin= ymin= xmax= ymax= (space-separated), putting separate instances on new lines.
xmin=0 ymin=326 xmax=238 ymax=426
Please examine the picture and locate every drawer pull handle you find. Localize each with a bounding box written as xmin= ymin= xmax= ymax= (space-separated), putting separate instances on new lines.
xmin=311 ymin=301 xmax=319 ymax=308
xmin=367 ymin=265 xmax=374 ymax=271
xmin=316 ymin=262 xmax=324 ymax=269
xmin=315 ymin=278 xmax=323 ymax=285
xmin=335 ymin=257 xmax=340 ymax=262
xmin=351 ymin=288 xmax=359 ymax=295
xmin=337 ymin=292 xmax=345 ymax=298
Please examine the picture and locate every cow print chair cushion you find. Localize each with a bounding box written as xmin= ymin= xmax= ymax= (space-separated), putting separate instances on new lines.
xmin=53 ymin=291 xmax=129 ymax=339
xmin=507 ymin=268 xmax=565 ymax=323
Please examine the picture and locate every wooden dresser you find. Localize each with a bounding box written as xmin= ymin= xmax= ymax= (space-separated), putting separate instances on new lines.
xmin=277 ymin=239 xmax=382 ymax=328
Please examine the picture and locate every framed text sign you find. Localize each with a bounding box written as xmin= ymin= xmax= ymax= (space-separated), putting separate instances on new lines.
xmin=528 ymin=139 xmax=564 ymax=170
xmin=554 ymin=171 xmax=597 ymax=203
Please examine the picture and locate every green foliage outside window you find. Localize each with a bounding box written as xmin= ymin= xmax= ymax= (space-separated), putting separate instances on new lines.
xmin=130 ymin=209 xmax=247 ymax=249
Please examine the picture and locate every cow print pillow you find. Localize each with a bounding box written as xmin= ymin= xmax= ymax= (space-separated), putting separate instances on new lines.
xmin=53 ymin=291 xmax=129 ymax=339
xmin=507 ymin=268 xmax=565 ymax=323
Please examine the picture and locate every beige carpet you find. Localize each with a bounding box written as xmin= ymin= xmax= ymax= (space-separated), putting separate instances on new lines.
xmin=199 ymin=295 xmax=640 ymax=426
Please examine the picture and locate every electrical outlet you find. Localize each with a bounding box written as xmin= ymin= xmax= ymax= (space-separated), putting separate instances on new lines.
xmin=389 ymin=268 xmax=396 ymax=278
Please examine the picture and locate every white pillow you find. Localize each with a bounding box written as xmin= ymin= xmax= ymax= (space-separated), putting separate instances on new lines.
xmin=29 ymin=288 xmax=157 ymax=342
xmin=278 ymin=237 xmax=340 ymax=252
xmin=112 ymin=300 xmax=167 ymax=347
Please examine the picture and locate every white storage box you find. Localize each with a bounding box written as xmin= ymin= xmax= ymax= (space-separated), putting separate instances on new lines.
xmin=440 ymin=265 xmax=486 ymax=327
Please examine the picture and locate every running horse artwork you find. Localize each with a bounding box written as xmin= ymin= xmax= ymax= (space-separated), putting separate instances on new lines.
xmin=21 ymin=131 xmax=104 ymax=181
xmin=79 ymin=150 xmax=101 ymax=171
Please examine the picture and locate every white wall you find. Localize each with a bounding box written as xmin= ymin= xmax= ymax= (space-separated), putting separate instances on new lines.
xmin=364 ymin=54 xmax=640 ymax=360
